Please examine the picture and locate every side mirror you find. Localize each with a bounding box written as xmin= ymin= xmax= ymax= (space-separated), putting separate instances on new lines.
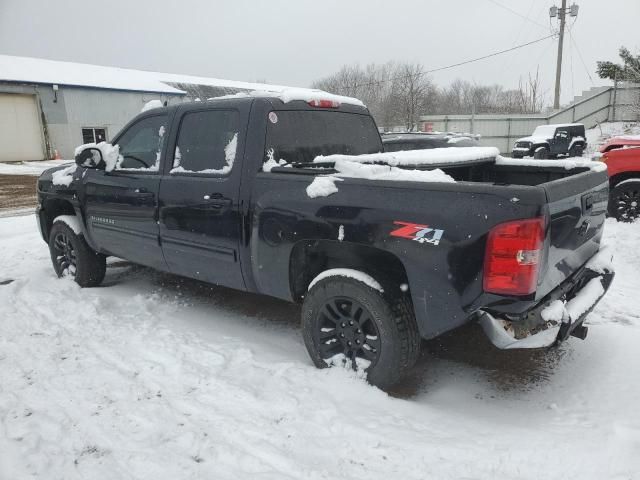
xmin=75 ymin=147 xmax=105 ymax=169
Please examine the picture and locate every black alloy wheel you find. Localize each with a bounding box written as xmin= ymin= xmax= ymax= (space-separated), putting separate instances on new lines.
xmin=611 ymin=182 xmax=640 ymax=222
xmin=52 ymin=231 xmax=78 ymax=277
xmin=315 ymin=296 xmax=381 ymax=370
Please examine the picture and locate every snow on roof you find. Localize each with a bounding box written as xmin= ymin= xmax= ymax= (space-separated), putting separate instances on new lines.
xmin=313 ymin=146 xmax=500 ymax=166
xmin=0 ymin=54 xmax=293 ymax=94
xmin=209 ymin=88 xmax=365 ymax=107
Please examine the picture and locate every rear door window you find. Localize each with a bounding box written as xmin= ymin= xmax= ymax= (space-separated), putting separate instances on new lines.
xmin=171 ymin=110 xmax=239 ymax=175
xmin=264 ymin=111 xmax=381 ymax=165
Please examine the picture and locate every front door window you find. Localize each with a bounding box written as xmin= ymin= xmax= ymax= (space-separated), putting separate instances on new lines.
xmin=115 ymin=115 xmax=168 ymax=171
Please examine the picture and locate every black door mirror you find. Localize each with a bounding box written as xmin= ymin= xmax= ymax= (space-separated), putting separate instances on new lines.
xmin=75 ymin=147 xmax=105 ymax=169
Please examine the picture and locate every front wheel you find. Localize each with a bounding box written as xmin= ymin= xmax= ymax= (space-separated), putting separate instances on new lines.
xmin=302 ymin=274 xmax=420 ymax=389
xmin=533 ymin=147 xmax=549 ymax=159
xmin=49 ymin=220 xmax=106 ymax=287
xmin=609 ymin=180 xmax=640 ymax=222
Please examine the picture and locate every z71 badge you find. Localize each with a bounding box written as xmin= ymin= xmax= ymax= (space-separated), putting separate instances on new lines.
xmin=390 ymin=221 xmax=444 ymax=246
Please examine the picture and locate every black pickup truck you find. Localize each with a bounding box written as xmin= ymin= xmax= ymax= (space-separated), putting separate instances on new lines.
xmin=36 ymin=92 xmax=614 ymax=389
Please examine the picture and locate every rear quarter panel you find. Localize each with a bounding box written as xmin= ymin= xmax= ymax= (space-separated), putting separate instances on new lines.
xmin=249 ymin=173 xmax=547 ymax=339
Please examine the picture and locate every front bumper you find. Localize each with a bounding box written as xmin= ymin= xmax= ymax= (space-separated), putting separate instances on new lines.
xmin=479 ymin=247 xmax=615 ymax=349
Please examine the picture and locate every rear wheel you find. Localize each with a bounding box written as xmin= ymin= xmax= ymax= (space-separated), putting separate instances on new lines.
xmin=48 ymin=220 xmax=106 ymax=287
xmin=609 ymin=180 xmax=640 ymax=222
xmin=533 ymin=147 xmax=549 ymax=159
xmin=302 ymin=274 xmax=420 ymax=389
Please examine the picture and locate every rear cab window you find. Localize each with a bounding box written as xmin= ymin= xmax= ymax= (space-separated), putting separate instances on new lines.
xmin=263 ymin=110 xmax=381 ymax=166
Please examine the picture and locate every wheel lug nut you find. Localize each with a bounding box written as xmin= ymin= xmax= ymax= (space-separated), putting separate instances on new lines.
xmin=347 ymin=341 xmax=352 ymax=346
xmin=341 ymin=322 xmax=346 ymax=328
xmin=349 ymin=321 xmax=354 ymax=326
xmin=355 ymin=339 xmax=361 ymax=345
xmin=340 ymin=333 xmax=345 ymax=338
xmin=356 ymin=329 xmax=361 ymax=334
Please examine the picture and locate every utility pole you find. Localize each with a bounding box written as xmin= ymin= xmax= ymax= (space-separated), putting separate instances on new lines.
xmin=550 ymin=1 xmax=579 ymax=110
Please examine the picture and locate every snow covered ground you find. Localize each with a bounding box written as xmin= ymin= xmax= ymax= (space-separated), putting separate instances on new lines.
xmin=1 ymin=214 xmax=640 ymax=480
xmin=0 ymin=160 xmax=72 ymax=176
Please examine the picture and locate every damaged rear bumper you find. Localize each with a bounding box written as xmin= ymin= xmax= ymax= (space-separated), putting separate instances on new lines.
xmin=479 ymin=247 xmax=615 ymax=349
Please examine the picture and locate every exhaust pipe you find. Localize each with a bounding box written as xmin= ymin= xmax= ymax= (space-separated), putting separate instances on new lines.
xmin=570 ymin=324 xmax=588 ymax=340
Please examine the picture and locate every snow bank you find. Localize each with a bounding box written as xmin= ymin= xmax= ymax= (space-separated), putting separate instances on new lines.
xmin=308 ymin=268 xmax=384 ymax=292
xmin=141 ymin=99 xmax=163 ymax=112
xmin=51 ymin=165 xmax=77 ymax=186
xmin=306 ymin=176 xmax=342 ymax=198
xmin=313 ymin=146 xmax=499 ymax=167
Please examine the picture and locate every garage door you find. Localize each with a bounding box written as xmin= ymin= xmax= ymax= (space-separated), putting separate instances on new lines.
xmin=0 ymin=93 xmax=45 ymax=162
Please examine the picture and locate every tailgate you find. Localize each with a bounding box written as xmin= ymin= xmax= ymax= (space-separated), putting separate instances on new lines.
xmin=537 ymin=168 xmax=609 ymax=299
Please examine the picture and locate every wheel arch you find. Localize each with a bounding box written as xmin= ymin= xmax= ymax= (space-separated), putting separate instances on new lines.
xmin=609 ymin=172 xmax=640 ymax=188
xmin=289 ymin=240 xmax=410 ymax=303
xmin=41 ymin=198 xmax=77 ymax=240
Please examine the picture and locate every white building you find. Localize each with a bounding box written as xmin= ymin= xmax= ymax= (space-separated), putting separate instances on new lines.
xmin=0 ymin=55 xmax=289 ymax=161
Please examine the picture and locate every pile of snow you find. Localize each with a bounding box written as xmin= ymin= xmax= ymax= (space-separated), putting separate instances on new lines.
xmin=496 ymin=155 xmax=607 ymax=172
xmin=306 ymin=176 xmax=342 ymax=198
xmin=305 ymin=160 xmax=455 ymax=198
xmin=303 ymin=147 xmax=489 ymax=198
xmin=141 ymin=99 xmax=163 ymax=112
xmin=313 ymin=146 xmax=499 ymax=167
xmin=210 ymin=87 xmax=365 ymax=108
xmin=1 ymin=214 xmax=640 ymax=479
xmin=51 ymin=165 xmax=77 ymax=186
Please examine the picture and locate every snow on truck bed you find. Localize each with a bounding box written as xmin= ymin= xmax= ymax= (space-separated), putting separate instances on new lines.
xmin=1 ymin=215 xmax=640 ymax=479
xmin=314 ymin=146 xmax=500 ymax=166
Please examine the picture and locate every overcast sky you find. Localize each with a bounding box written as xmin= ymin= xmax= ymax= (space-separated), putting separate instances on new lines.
xmin=0 ymin=0 xmax=637 ymax=105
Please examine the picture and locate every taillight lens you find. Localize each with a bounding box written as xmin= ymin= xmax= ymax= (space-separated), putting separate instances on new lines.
xmin=308 ymin=99 xmax=340 ymax=108
xmin=483 ymin=217 xmax=545 ymax=296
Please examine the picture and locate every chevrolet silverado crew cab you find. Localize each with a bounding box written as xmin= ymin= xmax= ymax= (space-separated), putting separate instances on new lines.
xmin=36 ymin=91 xmax=614 ymax=389
xmin=512 ymin=123 xmax=586 ymax=159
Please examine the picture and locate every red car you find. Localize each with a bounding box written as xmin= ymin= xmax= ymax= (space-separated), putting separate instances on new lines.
xmin=598 ymin=136 xmax=640 ymax=221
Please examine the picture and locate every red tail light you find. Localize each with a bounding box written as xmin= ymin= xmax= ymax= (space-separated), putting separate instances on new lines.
xmin=483 ymin=217 xmax=546 ymax=296
xmin=308 ymin=99 xmax=340 ymax=108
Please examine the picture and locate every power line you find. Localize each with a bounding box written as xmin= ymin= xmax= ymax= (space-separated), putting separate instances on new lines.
xmin=567 ymin=29 xmax=595 ymax=85
xmin=353 ymin=33 xmax=558 ymax=89
xmin=484 ymin=0 xmax=550 ymax=30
